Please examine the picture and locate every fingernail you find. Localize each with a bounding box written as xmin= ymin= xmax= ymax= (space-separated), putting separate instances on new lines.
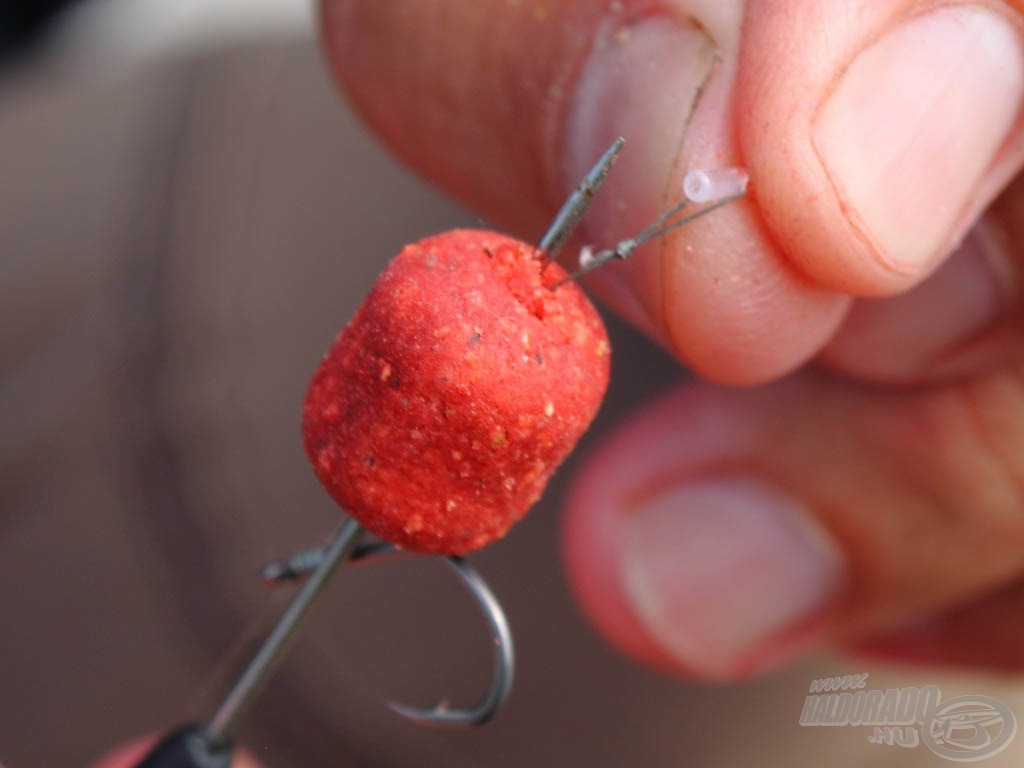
xmin=813 ymin=6 xmax=1024 ymax=275
xmin=562 ymin=16 xmax=716 ymax=325
xmin=621 ymin=477 xmax=843 ymax=677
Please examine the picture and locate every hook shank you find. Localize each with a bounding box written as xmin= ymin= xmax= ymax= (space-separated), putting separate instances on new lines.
xmin=206 ymin=517 xmax=364 ymax=745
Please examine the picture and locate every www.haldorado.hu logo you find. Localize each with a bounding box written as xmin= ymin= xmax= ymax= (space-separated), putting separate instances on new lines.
xmin=799 ymin=674 xmax=1017 ymax=762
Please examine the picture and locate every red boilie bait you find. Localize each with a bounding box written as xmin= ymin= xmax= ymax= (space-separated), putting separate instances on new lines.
xmin=302 ymin=229 xmax=610 ymax=554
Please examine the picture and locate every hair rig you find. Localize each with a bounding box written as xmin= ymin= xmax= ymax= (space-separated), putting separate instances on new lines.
xmin=133 ymin=139 xmax=747 ymax=768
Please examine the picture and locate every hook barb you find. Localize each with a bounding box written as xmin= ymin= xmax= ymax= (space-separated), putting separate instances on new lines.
xmin=260 ymin=537 xmax=515 ymax=728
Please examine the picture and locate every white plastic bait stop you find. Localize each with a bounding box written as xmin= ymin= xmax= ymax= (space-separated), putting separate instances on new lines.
xmin=683 ymin=167 xmax=749 ymax=204
xmin=578 ymin=245 xmax=596 ymax=270
xmin=558 ymin=162 xmax=750 ymax=287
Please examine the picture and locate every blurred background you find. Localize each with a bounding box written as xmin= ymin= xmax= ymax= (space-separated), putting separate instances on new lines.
xmin=1 ymin=1 xmax=1023 ymax=766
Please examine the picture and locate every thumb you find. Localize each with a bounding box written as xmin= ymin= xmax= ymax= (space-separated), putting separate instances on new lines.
xmin=743 ymin=0 xmax=1024 ymax=294
xmin=321 ymin=0 xmax=849 ymax=384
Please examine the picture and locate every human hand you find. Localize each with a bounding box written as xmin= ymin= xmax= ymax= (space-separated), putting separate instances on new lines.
xmin=320 ymin=0 xmax=1024 ymax=679
xmin=91 ymin=734 xmax=262 ymax=768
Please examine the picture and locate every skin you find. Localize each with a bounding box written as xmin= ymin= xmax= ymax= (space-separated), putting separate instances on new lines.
xmin=91 ymin=735 xmax=262 ymax=768
xmin=320 ymin=0 xmax=1024 ymax=678
xmin=94 ymin=0 xmax=1024 ymax=759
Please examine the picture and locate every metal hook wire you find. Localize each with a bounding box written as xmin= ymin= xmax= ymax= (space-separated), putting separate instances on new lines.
xmin=206 ymin=518 xmax=365 ymax=746
xmin=346 ymin=541 xmax=514 ymax=727
xmin=550 ymin=191 xmax=746 ymax=289
xmin=203 ymin=517 xmax=514 ymax=747
xmin=536 ymin=137 xmax=748 ymax=291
